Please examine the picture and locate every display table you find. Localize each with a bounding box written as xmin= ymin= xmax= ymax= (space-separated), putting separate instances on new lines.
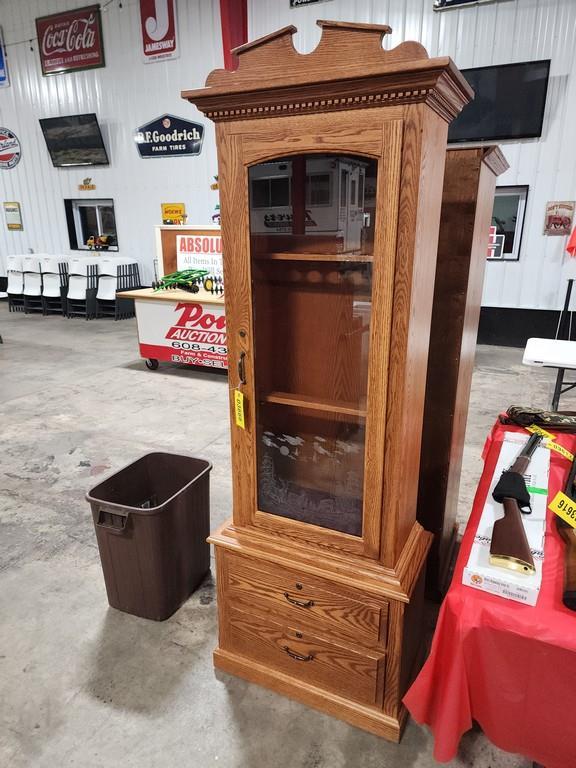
xmin=404 ymin=419 xmax=576 ymax=767
xmin=120 ymin=288 xmax=227 ymax=370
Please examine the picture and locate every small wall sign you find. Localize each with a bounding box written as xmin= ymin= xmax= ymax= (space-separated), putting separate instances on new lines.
xmin=0 ymin=128 xmax=21 ymax=169
xmin=35 ymin=5 xmax=105 ymax=76
xmin=0 ymin=27 xmax=10 ymax=88
xmin=78 ymin=177 xmax=96 ymax=191
xmin=134 ymin=114 xmax=204 ymax=158
xmin=4 ymin=201 xmax=23 ymax=230
xmin=161 ymin=202 xmax=186 ymax=224
xmin=487 ymin=225 xmax=505 ymax=260
xmin=544 ymin=201 xmax=575 ymax=237
xmin=139 ymin=0 xmax=179 ymax=63
xmin=290 ymin=0 xmax=333 ymax=7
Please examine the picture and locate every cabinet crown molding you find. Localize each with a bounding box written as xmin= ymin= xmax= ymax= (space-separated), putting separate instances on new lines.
xmin=182 ymin=20 xmax=474 ymax=124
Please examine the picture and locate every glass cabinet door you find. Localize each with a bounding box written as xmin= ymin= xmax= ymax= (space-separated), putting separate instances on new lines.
xmin=249 ymin=154 xmax=377 ymax=537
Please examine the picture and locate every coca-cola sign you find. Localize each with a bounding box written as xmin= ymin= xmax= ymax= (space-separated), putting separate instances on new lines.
xmin=35 ymin=5 xmax=105 ymax=76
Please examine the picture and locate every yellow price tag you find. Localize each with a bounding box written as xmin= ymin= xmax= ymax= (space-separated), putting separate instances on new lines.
xmin=526 ymin=424 xmax=574 ymax=462
xmin=549 ymin=491 xmax=576 ymax=528
xmin=527 ymin=424 xmax=556 ymax=441
xmin=234 ymin=389 xmax=245 ymax=429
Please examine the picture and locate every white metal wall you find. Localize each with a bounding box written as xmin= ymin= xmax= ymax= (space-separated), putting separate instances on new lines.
xmin=248 ymin=0 xmax=576 ymax=311
xmin=0 ymin=0 xmax=222 ymax=284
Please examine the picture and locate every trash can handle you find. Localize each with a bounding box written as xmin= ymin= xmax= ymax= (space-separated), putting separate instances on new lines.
xmin=96 ymin=508 xmax=129 ymax=535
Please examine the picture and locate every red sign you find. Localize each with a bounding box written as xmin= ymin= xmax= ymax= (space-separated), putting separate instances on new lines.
xmin=136 ymin=299 xmax=228 ymax=369
xmin=36 ymin=5 xmax=105 ymax=76
xmin=139 ymin=0 xmax=179 ymax=63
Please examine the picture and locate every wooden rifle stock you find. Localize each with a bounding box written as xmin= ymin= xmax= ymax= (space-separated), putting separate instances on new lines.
xmin=489 ymin=433 xmax=541 ymax=575
xmin=558 ymin=455 xmax=576 ymax=610
xmin=490 ymin=497 xmax=536 ymax=574
xmin=556 ymin=520 xmax=576 ymax=609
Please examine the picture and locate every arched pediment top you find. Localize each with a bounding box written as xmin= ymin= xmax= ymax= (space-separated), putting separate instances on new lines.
xmin=203 ymin=20 xmax=429 ymax=92
xmin=182 ymin=20 xmax=473 ymax=124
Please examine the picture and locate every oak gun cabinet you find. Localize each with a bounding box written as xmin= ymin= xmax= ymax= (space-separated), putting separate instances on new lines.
xmin=183 ymin=20 xmax=471 ymax=741
xmin=418 ymin=146 xmax=508 ymax=598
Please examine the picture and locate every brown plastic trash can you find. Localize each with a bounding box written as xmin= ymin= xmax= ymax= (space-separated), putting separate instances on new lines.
xmin=86 ymin=453 xmax=211 ymax=621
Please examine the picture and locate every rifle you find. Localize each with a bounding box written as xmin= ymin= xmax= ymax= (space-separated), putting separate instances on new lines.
xmin=556 ymin=456 xmax=576 ymax=610
xmin=489 ymin=433 xmax=542 ymax=574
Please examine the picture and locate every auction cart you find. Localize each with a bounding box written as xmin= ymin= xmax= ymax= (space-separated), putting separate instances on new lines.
xmin=120 ymin=287 xmax=227 ymax=371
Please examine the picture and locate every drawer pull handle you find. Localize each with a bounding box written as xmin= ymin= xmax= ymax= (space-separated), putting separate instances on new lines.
xmin=283 ymin=645 xmax=314 ymax=662
xmin=284 ymin=592 xmax=314 ymax=608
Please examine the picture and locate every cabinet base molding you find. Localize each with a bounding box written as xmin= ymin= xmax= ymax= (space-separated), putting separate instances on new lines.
xmin=214 ymin=648 xmax=408 ymax=742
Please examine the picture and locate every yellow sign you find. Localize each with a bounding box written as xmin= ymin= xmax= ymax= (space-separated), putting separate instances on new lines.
xmin=526 ymin=424 xmax=575 ymax=462
xmin=161 ymin=202 xmax=186 ymax=225
xmin=4 ymin=201 xmax=23 ymax=230
xmin=234 ymin=389 xmax=245 ymax=429
xmin=549 ymin=490 xmax=576 ymax=528
xmin=78 ymin=177 xmax=96 ymax=191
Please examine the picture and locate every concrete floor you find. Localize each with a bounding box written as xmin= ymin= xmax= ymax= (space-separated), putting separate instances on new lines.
xmin=0 ymin=303 xmax=565 ymax=768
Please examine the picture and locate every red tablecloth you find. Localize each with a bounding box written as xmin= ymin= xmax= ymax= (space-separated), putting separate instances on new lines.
xmin=404 ymin=419 xmax=576 ymax=767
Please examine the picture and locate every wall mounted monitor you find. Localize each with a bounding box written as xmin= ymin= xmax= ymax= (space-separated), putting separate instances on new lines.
xmin=448 ymin=60 xmax=551 ymax=143
xmin=39 ymin=113 xmax=109 ymax=167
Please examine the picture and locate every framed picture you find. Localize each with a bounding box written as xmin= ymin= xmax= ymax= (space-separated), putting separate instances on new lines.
xmin=35 ymin=5 xmax=105 ymax=76
xmin=543 ymin=201 xmax=575 ymax=237
xmin=487 ymin=185 xmax=528 ymax=261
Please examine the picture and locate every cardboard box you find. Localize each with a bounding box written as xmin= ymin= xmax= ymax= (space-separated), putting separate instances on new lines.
xmin=463 ymin=432 xmax=549 ymax=606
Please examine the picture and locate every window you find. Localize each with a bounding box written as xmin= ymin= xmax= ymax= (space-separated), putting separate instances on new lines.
xmin=358 ymin=174 xmax=365 ymax=208
xmin=340 ymin=169 xmax=348 ymax=208
xmin=64 ymin=199 xmax=118 ymax=250
xmin=488 ymin=186 xmax=528 ymax=261
xmin=251 ymin=177 xmax=290 ymax=208
xmin=306 ymin=173 xmax=331 ymax=206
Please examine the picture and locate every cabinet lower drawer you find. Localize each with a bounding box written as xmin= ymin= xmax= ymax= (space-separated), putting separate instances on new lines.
xmin=224 ymin=552 xmax=387 ymax=646
xmin=224 ymin=606 xmax=384 ymax=706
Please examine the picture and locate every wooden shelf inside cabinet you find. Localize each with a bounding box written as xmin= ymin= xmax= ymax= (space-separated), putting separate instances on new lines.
xmin=261 ymin=391 xmax=367 ymax=418
xmin=254 ymin=252 xmax=374 ymax=263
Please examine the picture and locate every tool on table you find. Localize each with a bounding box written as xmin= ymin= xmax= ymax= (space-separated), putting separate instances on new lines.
xmin=502 ymin=406 xmax=576 ymax=431
xmin=152 ymin=268 xmax=209 ymax=293
xmin=556 ymin=456 xmax=576 ymax=610
xmin=490 ymin=433 xmax=543 ymax=574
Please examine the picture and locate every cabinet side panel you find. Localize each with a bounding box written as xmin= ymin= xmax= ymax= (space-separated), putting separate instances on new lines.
xmin=439 ymin=162 xmax=498 ymax=574
xmin=217 ymin=125 xmax=255 ymax=526
xmin=363 ymin=118 xmax=403 ymax=558
xmin=382 ymin=106 xmax=449 ymax=567
xmin=418 ymin=150 xmax=482 ymax=590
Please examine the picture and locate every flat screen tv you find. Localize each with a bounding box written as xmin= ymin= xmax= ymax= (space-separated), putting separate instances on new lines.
xmin=39 ymin=113 xmax=109 ymax=167
xmin=448 ymin=60 xmax=550 ymax=143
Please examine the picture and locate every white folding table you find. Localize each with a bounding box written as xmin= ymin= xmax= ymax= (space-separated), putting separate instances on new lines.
xmin=523 ymin=337 xmax=576 ymax=409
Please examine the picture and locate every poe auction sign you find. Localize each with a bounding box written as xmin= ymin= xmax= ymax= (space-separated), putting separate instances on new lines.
xmin=137 ymin=299 xmax=228 ymax=369
xmin=35 ymin=5 xmax=105 ymax=76
xmin=139 ymin=0 xmax=179 ymax=63
xmin=135 ymin=114 xmax=204 ymax=158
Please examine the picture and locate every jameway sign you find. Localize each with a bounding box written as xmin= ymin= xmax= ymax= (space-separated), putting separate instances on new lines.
xmin=134 ymin=114 xmax=204 ymax=158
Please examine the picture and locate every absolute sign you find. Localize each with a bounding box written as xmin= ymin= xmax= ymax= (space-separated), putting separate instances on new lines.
xmin=139 ymin=0 xmax=179 ymax=63
xmin=35 ymin=5 xmax=105 ymax=76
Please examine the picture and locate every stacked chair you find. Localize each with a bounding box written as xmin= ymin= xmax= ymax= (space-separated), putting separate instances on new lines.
xmin=66 ymin=256 xmax=101 ymax=319
xmin=7 ymin=255 xmax=25 ymax=312
xmin=5 ymin=253 xmax=141 ymax=320
xmin=23 ymin=255 xmax=46 ymax=314
xmin=96 ymin=258 xmax=140 ymax=320
xmin=41 ymin=256 xmax=69 ymax=315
